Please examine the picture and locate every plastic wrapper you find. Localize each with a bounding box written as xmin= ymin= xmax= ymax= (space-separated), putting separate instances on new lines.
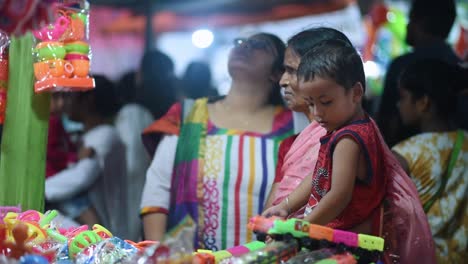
xmin=0 ymin=255 xmax=19 ymax=264
xmin=126 ymin=216 xmax=195 ymax=264
xmin=0 ymin=30 xmax=9 ymax=124
xmin=74 ymin=237 xmax=137 ymax=264
xmin=228 ymin=240 xmax=298 ymax=264
xmin=32 ymin=1 xmax=94 ymax=93
xmin=286 ymin=249 xmax=335 ymax=264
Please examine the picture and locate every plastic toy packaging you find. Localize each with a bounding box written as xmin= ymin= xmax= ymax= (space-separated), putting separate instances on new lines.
xmin=32 ymin=0 xmax=94 ymax=93
xmin=0 ymin=30 xmax=9 ymax=124
xmin=229 ymin=240 xmax=298 ymax=264
xmin=126 ymin=216 xmax=195 ymax=264
xmin=74 ymin=237 xmax=137 ymax=264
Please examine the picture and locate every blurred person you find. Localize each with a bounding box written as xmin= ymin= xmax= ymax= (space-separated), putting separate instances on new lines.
xmin=45 ymin=75 xmax=128 ymax=238
xmin=392 ymin=60 xmax=468 ymax=262
xmin=180 ymin=61 xmax=218 ymax=99
xmin=140 ymin=33 xmax=294 ymax=249
xmin=114 ymin=72 xmax=154 ymax=241
xmin=46 ymin=92 xmax=77 ymax=178
xmin=377 ymin=0 xmax=461 ymax=147
xmin=264 ymin=27 xmax=353 ymax=209
xmin=137 ymin=50 xmax=177 ymax=119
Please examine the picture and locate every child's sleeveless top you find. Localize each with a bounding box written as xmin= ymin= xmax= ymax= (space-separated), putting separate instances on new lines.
xmin=305 ymin=116 xmax=386 ymax=232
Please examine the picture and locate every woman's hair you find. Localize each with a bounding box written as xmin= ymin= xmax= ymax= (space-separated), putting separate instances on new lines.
xmin=287 ymin=27 xmax=353 ymax=57
xmin=399 ymin=59 xmax=468 ymax=118
xmin=252 ymin=33 xmax=286 ymax=106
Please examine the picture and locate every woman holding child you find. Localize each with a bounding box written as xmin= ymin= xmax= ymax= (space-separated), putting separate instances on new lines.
xmin=264 ymin=39 xmax=436 ymax=263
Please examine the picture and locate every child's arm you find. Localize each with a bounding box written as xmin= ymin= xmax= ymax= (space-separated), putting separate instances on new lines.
xmin=304 ymin=137 xmax=359 ymax=225
xmin=262 ymin=173 xmax=312 ymax=218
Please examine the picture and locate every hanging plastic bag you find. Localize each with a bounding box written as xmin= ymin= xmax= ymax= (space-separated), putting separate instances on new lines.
xmin=32 ymin=1 xmax=94 ymax=93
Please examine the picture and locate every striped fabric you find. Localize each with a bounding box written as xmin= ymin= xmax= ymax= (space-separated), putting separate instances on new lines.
xmin=168 ymin=98 xmax=293 ymax=250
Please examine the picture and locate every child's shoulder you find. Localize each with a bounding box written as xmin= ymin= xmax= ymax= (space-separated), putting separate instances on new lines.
xmin=332 ymin=116 xmax=374 ymax=141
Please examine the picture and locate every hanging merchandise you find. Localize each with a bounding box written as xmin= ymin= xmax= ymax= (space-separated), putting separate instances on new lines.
xmin=32 ymin=1 xmax=94 ymax=93
xmin=0 ymin=31 xmax=9 ymax=124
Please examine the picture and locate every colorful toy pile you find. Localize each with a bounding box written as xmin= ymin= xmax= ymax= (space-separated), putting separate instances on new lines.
xmin=32 ymin=3 xmax=94 ymax=93
xmin=246 ymin=216 xmax=384 ymax=264
xmin=0 ymin=207 xmax=153 ymax=263
xmin=1 ymin=208 xmax=385 ymax=263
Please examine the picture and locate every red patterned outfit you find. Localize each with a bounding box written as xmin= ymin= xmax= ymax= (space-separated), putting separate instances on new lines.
xmin=305 ymin=116 xmax=385 ymax=235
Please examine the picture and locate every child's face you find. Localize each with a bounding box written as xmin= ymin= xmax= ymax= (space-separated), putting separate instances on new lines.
xmin=298 ymin=77 xmax=362 ymax=132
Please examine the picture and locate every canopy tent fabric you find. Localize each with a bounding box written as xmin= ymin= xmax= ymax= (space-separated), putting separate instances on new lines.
xmin=100 ymin=0 xmax=355 ymax=34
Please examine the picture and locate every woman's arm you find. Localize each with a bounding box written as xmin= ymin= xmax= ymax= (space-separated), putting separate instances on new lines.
xmin=392 ymin=150 xmax=410 ymax=174
xmin=264 ymin=135 xmax=297 ymax=210
xmin=140 ymin=135 xmax=178 ymax=241
xmin=304 ymin=137 xmax=359 ymax=224
xmin=264 ymin=183 xmax=279 ymax=209
xmin=262 ymin=173 xmax=312 ymax=218
xmin=143 ymin=213 xmax=168 ymax=241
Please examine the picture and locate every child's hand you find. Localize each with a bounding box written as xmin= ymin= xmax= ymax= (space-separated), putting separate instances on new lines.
xmin=78 ymin=147 xmax=95 ymax=160
xmin=261 ymin=203 xmax=288 ymax=218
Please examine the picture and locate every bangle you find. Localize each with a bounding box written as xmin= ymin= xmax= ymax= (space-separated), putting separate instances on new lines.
xmin=285 ymin=196 xmax=290 ymax=215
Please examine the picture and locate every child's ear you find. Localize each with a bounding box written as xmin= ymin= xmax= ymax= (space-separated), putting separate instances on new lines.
xmin=351 ymin=82 xmax=364 ymax=102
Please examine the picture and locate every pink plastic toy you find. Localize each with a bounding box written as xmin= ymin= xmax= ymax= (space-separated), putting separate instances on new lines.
xmin=333 ymin=229 xmax=359 ymax=248
xmin=33 ymin=16 xmax=70 ymax=41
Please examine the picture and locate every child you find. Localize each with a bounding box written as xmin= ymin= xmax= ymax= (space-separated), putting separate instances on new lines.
xmin=264 ymin=27 xmax=352 ymax=210
xmin=262 ymin=40 xmax=436 ymax=263
xmin=392 ymin=59 xmax=467 ymax=262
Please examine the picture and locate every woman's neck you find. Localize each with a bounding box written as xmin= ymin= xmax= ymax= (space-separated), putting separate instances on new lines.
xmin=224 ymin=79 xmax=272 ymax=113
xmin=420 ymin=115 xmax=455 ymax=133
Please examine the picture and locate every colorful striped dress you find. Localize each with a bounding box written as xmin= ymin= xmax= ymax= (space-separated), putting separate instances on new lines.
xmin=141 ymin=98 xmax=294 ymax=250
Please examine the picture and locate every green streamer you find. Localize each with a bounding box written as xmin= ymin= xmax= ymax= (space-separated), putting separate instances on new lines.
xmin=0 ymin=33 xmax=50 ymax=211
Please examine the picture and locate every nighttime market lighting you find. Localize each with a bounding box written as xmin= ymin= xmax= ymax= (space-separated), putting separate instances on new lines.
xmin=192 ymin=29 xmax=214 ymax=48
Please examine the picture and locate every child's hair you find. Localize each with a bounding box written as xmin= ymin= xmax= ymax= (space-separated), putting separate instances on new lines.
xmin=287 ymin=27 xmax=352 ymax=57
xmin=297 ymin=39 xmax=365 ymax=92
xmin=399 ymin=59 xmax=468 ymax=118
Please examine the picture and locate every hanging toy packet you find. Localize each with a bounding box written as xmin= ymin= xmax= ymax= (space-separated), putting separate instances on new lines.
xmin=32 ymin=0 xmax=94 ymax=93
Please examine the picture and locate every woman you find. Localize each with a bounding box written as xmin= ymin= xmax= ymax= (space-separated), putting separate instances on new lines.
xmin=393 ymin=59 xmax=467 ymax=262
xmin=140 ymin=33 xmax=294 ymax=250
xmin=264 ymin=28 xmax=352 ymax=209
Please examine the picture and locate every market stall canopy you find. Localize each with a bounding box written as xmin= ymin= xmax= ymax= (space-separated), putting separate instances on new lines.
xmin=89 ymin=0 xmax=359 ymax=33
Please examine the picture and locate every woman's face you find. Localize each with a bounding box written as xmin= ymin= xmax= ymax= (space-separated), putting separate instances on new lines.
xmin=279 ymin=47 xmax=308 ymax=113
xmin=227 ymin=34 xmax=279 ymax=80
xmin=398 ymin=87 xmax=421 ymax=126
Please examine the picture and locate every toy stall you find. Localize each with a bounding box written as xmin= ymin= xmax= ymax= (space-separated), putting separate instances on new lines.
xmin=1 ymin=210 xmax=386 ymax=263
xmin=0 ymin=0 xmax=387 ymax=263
